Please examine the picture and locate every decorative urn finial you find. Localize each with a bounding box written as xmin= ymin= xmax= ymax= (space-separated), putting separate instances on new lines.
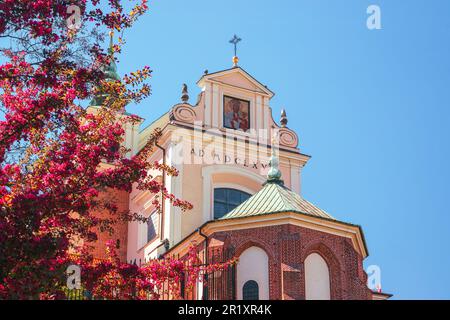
xmin=181 ymin=83 xmax=189 ymax=103
xmin=266 ymin=134 xmax=284 ymax=185
xmin=280 ymin=109 xmax=288 ymax=127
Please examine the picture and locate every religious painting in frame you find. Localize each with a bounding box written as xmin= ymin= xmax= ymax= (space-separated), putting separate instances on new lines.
xmin=223 ymin=95 xmax=250 ymax=132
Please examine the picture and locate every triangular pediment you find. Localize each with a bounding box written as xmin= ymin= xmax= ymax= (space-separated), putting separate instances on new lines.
xmin=197 ymin=67 xmax=274 ymax=97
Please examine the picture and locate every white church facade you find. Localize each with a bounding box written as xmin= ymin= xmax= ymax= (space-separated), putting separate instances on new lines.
xmin=87 ymin=53 xmax=390 ymax=300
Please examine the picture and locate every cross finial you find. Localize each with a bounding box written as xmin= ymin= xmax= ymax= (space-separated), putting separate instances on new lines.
xmin=229 ymin=34 xmax=241 ymax=56
xmin=229 ymin=34 xmax=241 ymax=66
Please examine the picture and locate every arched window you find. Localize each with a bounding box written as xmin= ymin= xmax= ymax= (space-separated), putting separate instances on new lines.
xmin=213 ymin=188 xmax=250 ymax=219
xmin=237 ymin=246 xmax=269 ymax=300
xmin=305 ymin=253 xmax=331 ymax=300
xmin=242 ymin=280 xmax=259 ymax=300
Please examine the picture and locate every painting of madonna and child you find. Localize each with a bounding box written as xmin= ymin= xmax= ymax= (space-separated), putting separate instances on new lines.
xmin=223 ymin=96 xmax=250 ymax=132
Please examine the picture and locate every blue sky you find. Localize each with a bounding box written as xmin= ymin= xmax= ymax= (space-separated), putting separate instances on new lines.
xmin=115 ymin=0 xmax=450 ymax=299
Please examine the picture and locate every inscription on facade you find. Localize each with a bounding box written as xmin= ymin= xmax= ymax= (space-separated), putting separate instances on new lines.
xmin=190 ymin=148 xmax=269 ymax=170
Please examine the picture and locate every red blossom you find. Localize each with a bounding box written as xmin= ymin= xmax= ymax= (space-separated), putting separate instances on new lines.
xmin=0 ymin=0 xmax=201 ymax=300
xmin=73 ymin=243 xmax=236 ymax=300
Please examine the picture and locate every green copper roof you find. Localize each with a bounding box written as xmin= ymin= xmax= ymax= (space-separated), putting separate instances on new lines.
xmin=220 ymin=181 xmax=334 ymax=220
xmin=220 ymin=143 xmax=334 ymax=220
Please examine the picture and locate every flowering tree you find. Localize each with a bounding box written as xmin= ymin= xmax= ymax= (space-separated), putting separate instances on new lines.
xmin=71 ymin=241 xmax=236 ymax=300
xmin=0 ymin=0 xmax=229 ymax=299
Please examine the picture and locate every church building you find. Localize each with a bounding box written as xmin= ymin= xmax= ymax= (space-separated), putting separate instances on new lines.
xmin=87 ymin=45 xmax=390 ymax=300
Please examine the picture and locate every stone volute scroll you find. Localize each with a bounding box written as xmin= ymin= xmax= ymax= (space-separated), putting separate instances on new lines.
xmin=278 ymin=128 xmax=298 ymax=148
xmin=272 ymin=108 xmax=299 ymax=148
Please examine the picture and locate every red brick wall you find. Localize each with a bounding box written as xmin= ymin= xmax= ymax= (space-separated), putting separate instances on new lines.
xmin=209 ymin=224 xmax=372 ymax=300
xmin=89 ymin=189 xmax=129 ymax=262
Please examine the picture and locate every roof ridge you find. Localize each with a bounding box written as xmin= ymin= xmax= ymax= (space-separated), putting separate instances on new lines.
xmin=273 ymin=183 xmax=296 ymax=211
